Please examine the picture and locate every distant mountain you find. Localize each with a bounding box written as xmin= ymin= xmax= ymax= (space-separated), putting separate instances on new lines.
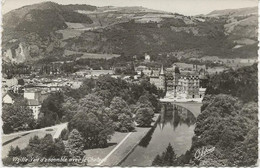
xmin=2 ymin=2 xmax=258 ymax=64
xmin=2 ymin=2 xmax=94 ymax=63
xmin=64 ymin=6 xmax=257 ymax=59
xmin=207 ymin=7 xmax=257 ymax=52
xmin=207 ymin=7 xmax=257 ymax=17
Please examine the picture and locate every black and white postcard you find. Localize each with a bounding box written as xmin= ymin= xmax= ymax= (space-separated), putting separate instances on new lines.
xmin=1 ymin=0 xmax=258 ymax=167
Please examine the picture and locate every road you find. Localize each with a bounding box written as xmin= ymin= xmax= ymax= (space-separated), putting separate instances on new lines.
xmin=97 ymin=132 xmax=132 ymax=166
xmin=2 ymin=123 xmax=68 ymax=158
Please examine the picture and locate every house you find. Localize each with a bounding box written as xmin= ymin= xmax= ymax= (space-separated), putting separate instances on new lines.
xmin=2 ymin=91 xmax=16 ymax=104
xmin=24 ymin=88 xmax=41 ymax=101
xmin=144 ymin=53 xmax=151 ymax=62
xmin=27 ymin=99 xmax=41 ymax=120
xmin=24 ymin=88 xmax=44 ymax=119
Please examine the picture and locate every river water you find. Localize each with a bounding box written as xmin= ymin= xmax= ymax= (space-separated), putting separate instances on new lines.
xmin=120 ymin=103 xmax=201 ymax=166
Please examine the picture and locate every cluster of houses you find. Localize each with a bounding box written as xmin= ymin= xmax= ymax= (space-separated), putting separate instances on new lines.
xmin=2 ymin=75 xmax=83 ymax=120
xmin=3 ymin=89 xmax=42 ymax=119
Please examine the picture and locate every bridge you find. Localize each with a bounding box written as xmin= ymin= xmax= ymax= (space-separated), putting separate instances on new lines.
xmin=161 ymin=101 xmax=202 ymax=118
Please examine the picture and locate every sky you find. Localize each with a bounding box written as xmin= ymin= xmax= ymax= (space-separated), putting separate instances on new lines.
xmin=2 ymin=0 xmax=258 ymax=15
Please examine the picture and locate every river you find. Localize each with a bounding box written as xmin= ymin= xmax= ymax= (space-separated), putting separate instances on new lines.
xmin=120 ymin=102 xmax=202 ymax=166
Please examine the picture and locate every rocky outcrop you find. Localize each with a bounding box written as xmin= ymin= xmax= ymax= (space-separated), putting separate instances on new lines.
xmin=3 ymin=42 xmax=30 ymax=63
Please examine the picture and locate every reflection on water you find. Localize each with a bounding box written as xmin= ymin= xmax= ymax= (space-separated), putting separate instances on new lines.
xmin=159 ymin=103 xmax=196 ymax=130
xmin=120 ymin=103 xmax=198 ymax=166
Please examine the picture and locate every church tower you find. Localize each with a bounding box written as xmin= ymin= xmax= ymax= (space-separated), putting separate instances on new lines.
xmin=159 ymin=65 xmax=166 ymax=91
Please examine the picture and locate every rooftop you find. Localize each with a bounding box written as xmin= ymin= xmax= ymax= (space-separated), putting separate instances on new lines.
xmin=28 ymin=99 xmax=40 ymax=106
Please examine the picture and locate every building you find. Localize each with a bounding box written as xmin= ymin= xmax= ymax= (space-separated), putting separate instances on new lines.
xmin=150 ymin=65 xmax=166 ymax=91
xmin=199 ymin=72 xmax=209 ymax=88
xmin=199 ymin=88 xmax=206 ymax=98
xmin=144 ymin=53 xmax=151 ymax=62
xmin=177 ymin=71 xmax=200 ymax=99
xmin=28 ymin=99 xmax=41 ymax=120
xmin=165 ymin=64 xmax=181 ymax=97
xmin=2 ymin=91 xmax=16 ymax=104
xmin=24 ymin=88 xmax=41 ymax=101
xmin=24 ymin=88 xmax=43 ymax=119
xmin=150 ymin=63 xmax=206 ymax=99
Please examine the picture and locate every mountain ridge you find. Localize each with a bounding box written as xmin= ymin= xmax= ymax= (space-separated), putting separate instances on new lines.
xmin=2 ymin=2 xmax=258 ymax=64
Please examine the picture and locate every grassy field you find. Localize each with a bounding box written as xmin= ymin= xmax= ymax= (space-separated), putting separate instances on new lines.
xmin=57 ymin=29 xmax=83 ymax=40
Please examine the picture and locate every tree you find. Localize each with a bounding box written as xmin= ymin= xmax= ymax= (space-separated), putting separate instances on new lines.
xmin=78 ymin=78 xmax=96 ymax=97
xmin=2 ymin=99 xmax=36 ymax=134
xmin=59 ymin=128 xmax=69 ymax=140
xmin=3 ymin=134 xmax=72 ymax=166
xmin=135 ymin=107 xmax=154 ymax=127
xmin=163 ymin=143 xmax=177 ymax=166
xmin=8 ymin=146 xmax=21 ymax=157
xmin=94 ymin=90 xmax=113 ymax=107
xmin=18 ymin=79 xmax=25 ymax=85
xmin=137 ymin=93 xmax=156 ymax=111
xmin=39 ymin=92 xmax=64 ymax=127
xmin=4 ymin=146 xmax=23 ymax=166
xmin=152 ymin=144 xmax=178 ymax=166
xmin=67 ymin=129 xmax=85 ymax=158
xmin=61 ymin=97 xmax=78 ymax=121
xmin=68 ymin=94 xmax=115 ymax=148
xmin=152 ymin=155 xmax=163 ymax=166
xmin=117 ymin=113 xmax=135 ymax=132
xmin=206 ymin=64 xmax=257 ymax=103
xmin=38 ymin=134 xmax=56 ymax=157
xmin=69 ymin=112 xmax=114 ymax=148
xmin=109 ymin=97 xmax=131 ymax=120
xmin=192 ymin=94 xmax=258 ymax=166
xmin=108 ymin=97 xmax=135 ymax=132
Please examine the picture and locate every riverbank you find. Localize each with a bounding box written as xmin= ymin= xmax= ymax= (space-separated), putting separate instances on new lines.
xmin=84 ymin=113 xmax=160 ymax=166
xmin=120 ymin=103 xmax=201 ymax=166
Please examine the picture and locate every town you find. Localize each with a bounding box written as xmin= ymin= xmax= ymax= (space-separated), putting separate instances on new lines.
xmin=2 ymin=50 xmax=257 ymax=166
xmin=1 ymin=1 xmax=258 ymax=167
xmin=2 ymin=52 xmax=257 ymax=119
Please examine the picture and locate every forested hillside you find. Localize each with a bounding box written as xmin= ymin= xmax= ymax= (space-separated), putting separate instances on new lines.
xmin=2 ymin=2 xmax=258 ymax=64
xmin=206 ymin=63 xmax=257 ymax=102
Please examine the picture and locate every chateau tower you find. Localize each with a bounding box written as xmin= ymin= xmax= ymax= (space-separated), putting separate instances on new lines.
xmin=159 ymin=65 xmax=166 ymax=91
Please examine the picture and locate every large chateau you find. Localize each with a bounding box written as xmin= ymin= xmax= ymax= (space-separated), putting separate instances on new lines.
xmin=150 ymin=64 xmax=208 ymax=99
